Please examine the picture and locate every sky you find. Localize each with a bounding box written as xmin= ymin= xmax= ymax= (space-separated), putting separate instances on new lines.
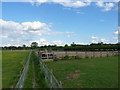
xmin=0 ymin=0 xmax=119 ymax=46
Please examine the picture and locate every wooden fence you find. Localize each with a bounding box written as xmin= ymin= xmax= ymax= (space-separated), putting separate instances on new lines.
xmin=36 ymin=53 xmax=63 ymax=89
xmin=15 ymin=51 xmax=32 ymax=88
xmin=53 ymin=51 xmax=118 ymax=58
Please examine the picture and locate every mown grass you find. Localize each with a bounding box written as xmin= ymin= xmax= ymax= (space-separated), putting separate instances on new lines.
xmin=45 ymin=56 xmax=118 ymax=88
xmin=24 ymin=51 xmax=48 ymax=88
xmin=2 ymin=50 xmax=30 ymax=88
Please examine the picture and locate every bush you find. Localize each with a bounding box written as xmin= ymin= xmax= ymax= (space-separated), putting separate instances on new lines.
xmin=63 ymin=55 xmax=69 ymax=60
xmin=85 ymin=56 xmax=89 ymax=58
xmin=53 ymin=57 xmax=59 ymax=61
xmin=75 ymin=55 xmax=82 ymax=59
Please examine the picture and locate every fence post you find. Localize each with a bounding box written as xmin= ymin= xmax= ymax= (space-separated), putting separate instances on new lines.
xmin=112 ymin=51 xmax=114 ymax=56
xmin=51 ymin=70 xmax=53 ymax=88
xmin=85 ymin=51 xmax=87 ymax=58
xmin=100 ymin=51 xmax=102 ymax=57
xmin=76 ymin=51 xmax=78 ymax=56
xmin=37 ymin=53 xmax=63 ymax=89
xmin=107 ymin=51 xmax=108 ymax=57
xmin=93 ymin=51 xmax=95 ymax=58
xmin=60 ymin=81 xmax=62 ymax=86
xmin=65 ymin=51 xmax=67 ymax=56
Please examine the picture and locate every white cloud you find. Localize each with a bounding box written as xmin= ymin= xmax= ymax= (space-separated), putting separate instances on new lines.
xmin=52 ymin=40 xmax=64 ymax=45
xmin=50 ymin=31 xmax=74 ymax=35
xmin=59 ymin=1 xmax=90 ymax=8
xmin=91 ymin=36 xmax=109 ymax=43
xmin=32 ymin=0 xmax=48 ymax=6
xmin=111 ymin=37 xmax=118 ymax=43
xmin=0 ymin=35 xmax=8 ymax=39
xmin=1 ymin=19 xmax=73 ymax=38
xmin=91 ymin=36 xmax=99 ymax=39
xmin=29 ymin=0 xmax=117 ymax=11
xmin=96 ymin=1 xmax=104 ymax=7
xmin=1 ymin=0 xmax=120 ymax=2
xmin=76 ymin=11 xmax=85 ymax=14
xmin=0 ymin=19 xmax=73 ymax=46
xmin=38 ymin=38 xmax=49 ymax=45
xmin=75 ymin=42 xmax=89 ymax=45
xmin=11 ymin=39 xmax=20 ymax=42
xmin=114 ymin=31 xmax=119 ymax=35
xmin=96 ymin=1 xmax=115 ymax=11
xmin=31 ymin=0 xmax=91 ymax=8
xmin=114 ymin=27 xmax=120 ymax=35
xmin=0 ymin=19 xmax=51 ymax=39
xmin=29 ymin=38 xmax=64 ymax=46
xmin=91 ymin=40 xmax=98 ymax=43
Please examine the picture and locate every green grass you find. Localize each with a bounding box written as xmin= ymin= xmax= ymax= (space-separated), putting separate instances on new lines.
xmin=45 ymin=56 xmax=118 ymax=88
xmin=0 ymin=50 xmax=2 ymax=89
xmin=24 ymin=51 xmax=48 ymax=88
xmin=23 ymin=52 xmax=33 ymax=88
xmin=2 ymin=50 xmax=30 ymax=88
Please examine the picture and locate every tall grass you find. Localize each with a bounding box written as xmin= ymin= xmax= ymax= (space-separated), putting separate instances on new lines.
xmin=24 ymin=51 xmax=48 ymax=88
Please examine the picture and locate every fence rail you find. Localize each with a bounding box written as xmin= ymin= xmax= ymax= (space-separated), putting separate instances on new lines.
xmin=53 ymin=51 xmax=118 ymax=58
xmin=15 ymin=51 xmax=32 ymax=88
xmin=36 ymin=53 xmax=63 ymax=89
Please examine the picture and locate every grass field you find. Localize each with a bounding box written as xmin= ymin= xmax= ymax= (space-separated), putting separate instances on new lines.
xmin=45 ymin=56 xmax=118 ymax=88
xmin=2 ymin=50 xmax=30 ymax=88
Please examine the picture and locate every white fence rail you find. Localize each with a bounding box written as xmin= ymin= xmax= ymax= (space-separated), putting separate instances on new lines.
xmin=15 ymin=51 xmax=32 ymax=88
xmin=53 ymin=51 xmax=119 ymax=58
xmin=36 ymin=53 xmax=63 ymax=89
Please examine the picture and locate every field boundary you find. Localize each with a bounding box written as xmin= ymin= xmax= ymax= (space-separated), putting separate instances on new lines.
xmin=15 ymin=51 xmax=32 ymax=88
xmin=36 ymin=52 xmax=63 ymax=89
xmin=53 ymin=51 xmax=118 ymax=58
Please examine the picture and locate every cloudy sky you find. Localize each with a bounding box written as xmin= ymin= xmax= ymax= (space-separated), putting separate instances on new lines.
xmin=0 ymin=0 xmax=119 ymax=46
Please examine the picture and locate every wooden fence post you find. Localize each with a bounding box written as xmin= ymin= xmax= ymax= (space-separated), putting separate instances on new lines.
xmin=65 ymin=51 xmax=67 ymax=56
xmin=112 ymin=51 xmax=114 ymax=56
xmin=85 ymin=51 xmax=87 ymax=58
xmin=60 ymin=81 xmax=62 ymax=86
xmin=100 ymin=51 xmax=102 ymax=57
xmin=76 ymin=51 xmax=78 ymax=56
xmin=50 ymin=70 xmax=53 ymax=88
xmin=93 ymin=51 xmax=95 ymax=58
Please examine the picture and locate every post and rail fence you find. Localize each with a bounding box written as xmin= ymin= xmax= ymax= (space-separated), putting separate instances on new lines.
xmin=36 ymin=53 xmax=63 ymax=89
xmin=15 ymin=51 xmax=32 ymax=88
xmin=52 ymin=51 xmax=119 ymax=58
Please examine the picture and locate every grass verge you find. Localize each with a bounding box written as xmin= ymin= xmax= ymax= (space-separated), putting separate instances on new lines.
xmin=24 ymin=51 xmax=48 ymax=88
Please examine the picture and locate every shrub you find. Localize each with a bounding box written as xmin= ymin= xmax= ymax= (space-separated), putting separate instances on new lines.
xmin=63 ymin=55 xmax=69 ymax=60
xmin=85 ymin=56 xmax=89 ymax=58
xmin=74 ymin=55 xmax=80 ymax=59
xmin=53 ymin=57 xmax=59 ymax=61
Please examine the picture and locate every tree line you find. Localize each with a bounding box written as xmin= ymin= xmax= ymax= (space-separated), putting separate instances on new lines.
xmin=1 ymin=42 xmax=120 ymax=51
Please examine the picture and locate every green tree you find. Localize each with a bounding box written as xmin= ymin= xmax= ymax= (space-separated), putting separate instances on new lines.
xmin=23 ymin=44 xmax=26 ymax=47
xmin=65 ymin=44 xmax=68 ymax=47
xmin=31 ymin=42 xmax=38 ymax=48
